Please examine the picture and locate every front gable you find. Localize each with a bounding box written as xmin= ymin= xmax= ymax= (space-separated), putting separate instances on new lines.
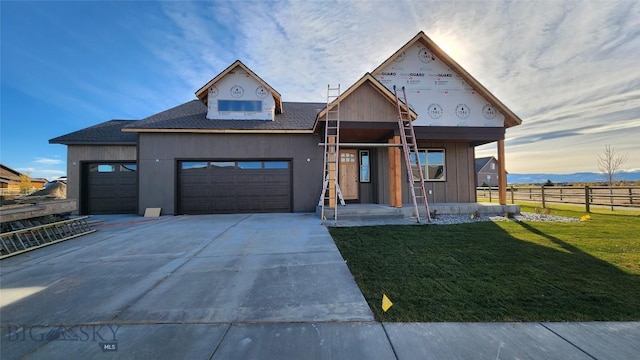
xmin=195 ymin=60 xmax=282 ymax=121
xmin=313 ymin=73 xmax=416 ymax=132
xmin=372 ymin=32 xmax=521 ymax=128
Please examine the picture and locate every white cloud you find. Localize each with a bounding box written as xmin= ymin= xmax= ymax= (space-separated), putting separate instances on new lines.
xmin=38 ymin=169 xmax=66 ymax=178
xmin=34 ymin=157 xmax=63 ymax=165
xmin=15 ymin=167 xmax=36 ymax=175
xmin=15 ymin=166 xmax=65 ymax=179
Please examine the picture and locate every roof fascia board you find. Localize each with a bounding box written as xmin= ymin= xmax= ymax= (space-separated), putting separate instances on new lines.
xmin=122 ymin=128 xmax=314 ymax=134
xmin=0 ymin=165 xmax=22 ymax=177
xmin=48 ymin=141 xmax=137 ymax=146
xmin=371 ymin=31 xmax=522 ymax=128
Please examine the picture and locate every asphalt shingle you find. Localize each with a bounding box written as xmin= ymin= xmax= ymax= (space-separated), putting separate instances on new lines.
xmin=50 ymin=101 xmax=325 ymax=145
xmin=49 ymin=120 xmax=138 ymax=145
xmin=124 ymin=100 xmax=325 ymax=131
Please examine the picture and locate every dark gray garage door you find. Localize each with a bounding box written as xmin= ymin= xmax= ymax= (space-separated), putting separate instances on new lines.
xmin=84 ymin=163 xmax=137 ymax=214
xmin=179 ymin=160 xmax=291 ymax=214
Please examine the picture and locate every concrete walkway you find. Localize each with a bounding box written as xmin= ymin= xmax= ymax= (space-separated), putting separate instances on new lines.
xmin=1 ymin=213 xmax=638 ymax=359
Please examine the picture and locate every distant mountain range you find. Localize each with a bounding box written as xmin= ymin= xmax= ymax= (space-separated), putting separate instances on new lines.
xmin=507 ymin=171 xmax=640 ymax=184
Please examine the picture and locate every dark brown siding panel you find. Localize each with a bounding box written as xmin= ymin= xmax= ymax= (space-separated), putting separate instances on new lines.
xmin=414 ymin=127 xmax=504 ymax=145
xmin=401 ymin=141 xmax=476 ymax=204
xmin=445 ymin=144 xmax=459 ymax=201
xmin=138 ymin=133 xmax=322 ymax=215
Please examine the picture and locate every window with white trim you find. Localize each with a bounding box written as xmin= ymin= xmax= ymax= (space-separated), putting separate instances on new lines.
xmin=410 ymin=149 xmax=446 ymax=181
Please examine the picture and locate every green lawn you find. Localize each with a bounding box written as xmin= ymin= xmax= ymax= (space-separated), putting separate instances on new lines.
xmin=330 ymin=207 xmax=640 ymax=322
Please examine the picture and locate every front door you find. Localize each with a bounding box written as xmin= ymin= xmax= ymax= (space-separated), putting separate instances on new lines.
xmin=339 ymin=149 xmax=358 ymax=200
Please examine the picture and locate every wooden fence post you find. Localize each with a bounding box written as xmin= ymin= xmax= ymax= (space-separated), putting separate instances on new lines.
xmin=489 ymin=187 xmax=492 ymax=203
xmin=585 ymin=186 xmax=590 ymax=213
xmin=541 ymin=185 xmax=546 ymax=208
xmin=630 ymin=188 xmax=634 ymax=205
xmin=510 ymin=186 xmax=515 ymax=204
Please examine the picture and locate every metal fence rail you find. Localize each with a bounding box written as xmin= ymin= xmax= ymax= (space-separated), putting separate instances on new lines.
xmin=0 ymin=216 xmax=95 ymax=259
xmin=477 ymin=186 xmax=640 ymax=212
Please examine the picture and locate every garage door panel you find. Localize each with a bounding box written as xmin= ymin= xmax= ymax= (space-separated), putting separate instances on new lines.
xmin=179 ymin=160 xmax=291 ymax=214
xmin=181 ymin=177 xmax=210 ymax=186
xmin=86 ymin=162 xmax=137 ymax=214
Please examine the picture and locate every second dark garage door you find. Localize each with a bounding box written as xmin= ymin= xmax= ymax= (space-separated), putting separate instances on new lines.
xmin=179 ymin=160 xmax=291 ymax=214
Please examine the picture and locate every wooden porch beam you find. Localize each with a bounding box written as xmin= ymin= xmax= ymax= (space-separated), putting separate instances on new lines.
xmin=497 ymin=139 xmax=507 ymax=205
xmin=389 ymin=136 xmax=402 ymax=208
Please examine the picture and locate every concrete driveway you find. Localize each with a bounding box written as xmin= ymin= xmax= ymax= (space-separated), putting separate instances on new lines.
xmin=2 ymin=213 xmax=639 ymax=359
xmin=1 ymin=213 xmax=383 ymax=359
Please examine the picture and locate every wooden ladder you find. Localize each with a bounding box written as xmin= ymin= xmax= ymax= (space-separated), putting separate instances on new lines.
xmin=393 ymin=85 xmax=431 ymax=223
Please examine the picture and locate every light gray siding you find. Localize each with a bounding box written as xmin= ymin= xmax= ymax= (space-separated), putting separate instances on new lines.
xmin=137 ymin=133 xmax=323 ymax=215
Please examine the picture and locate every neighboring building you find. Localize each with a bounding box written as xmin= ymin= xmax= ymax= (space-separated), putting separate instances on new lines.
xmin=1 ymin=164 xmax=48 ymax=190
xmin=50 ymin=31 xmax=522 ymax=215
xmin=475 ymin=156 xmax=501 ymax=187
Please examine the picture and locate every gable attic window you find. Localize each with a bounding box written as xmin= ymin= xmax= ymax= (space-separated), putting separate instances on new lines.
xmin=218 ymin=100 xmax=262 ymax=112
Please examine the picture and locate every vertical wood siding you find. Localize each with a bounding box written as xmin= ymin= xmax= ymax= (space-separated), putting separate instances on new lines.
xmin=340 ymin=83 xmax=398 ymax=122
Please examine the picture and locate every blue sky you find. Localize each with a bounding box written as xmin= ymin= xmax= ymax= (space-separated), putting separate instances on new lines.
xmin=1 ymin=0 xmax=638 ymax=179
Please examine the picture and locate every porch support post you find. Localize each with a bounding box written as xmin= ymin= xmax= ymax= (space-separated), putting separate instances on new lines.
xmin=329 ymin=136 xmax=337 ymax=208
xmin=389 ymin=136 xmax=402 ymax=208
xmin=497 ymin=139 xmax=507 ymax=205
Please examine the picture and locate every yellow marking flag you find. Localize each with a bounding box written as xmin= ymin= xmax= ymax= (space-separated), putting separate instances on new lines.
xmin=581 ymin=215 xmax=591 ymax=222
xmin=382 ymin=294 xmax=393 ymax=312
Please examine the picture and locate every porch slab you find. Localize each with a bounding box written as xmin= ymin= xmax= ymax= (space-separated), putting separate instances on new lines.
xmin=419 ymin=202 xmax=520 ymax=216
xmin=318 ymin=203 xmax=519 ymax=221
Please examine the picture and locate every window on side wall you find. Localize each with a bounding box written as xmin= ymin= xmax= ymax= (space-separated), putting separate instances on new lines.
xmin=359 ymin=150 xmax=370 ymax=182
xmin=410 ymin=149 xmax=446 ymax=181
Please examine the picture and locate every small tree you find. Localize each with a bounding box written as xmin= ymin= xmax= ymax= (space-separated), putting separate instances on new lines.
xmin=597 ymin=145 xmax=628 ymax=211
xmin=19 ymin=174 xmax=32 ymax=195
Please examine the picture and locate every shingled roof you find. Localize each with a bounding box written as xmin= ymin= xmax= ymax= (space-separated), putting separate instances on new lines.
xmin=475 ymin=156 xmax=493 ymax=173
xmin=49 ymin=120 xmax=138 ymax=145
xmin=122 ymin=100 xmax=324 ymax=133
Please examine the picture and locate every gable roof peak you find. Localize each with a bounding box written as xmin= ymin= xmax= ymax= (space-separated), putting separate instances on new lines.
xmin=313 ymin=72 xmax=417 ymax=132
xmin=372 ymin=31 xmax=522 ymax=128
xmin=195 ymin=60 xmax=283 ymax=114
